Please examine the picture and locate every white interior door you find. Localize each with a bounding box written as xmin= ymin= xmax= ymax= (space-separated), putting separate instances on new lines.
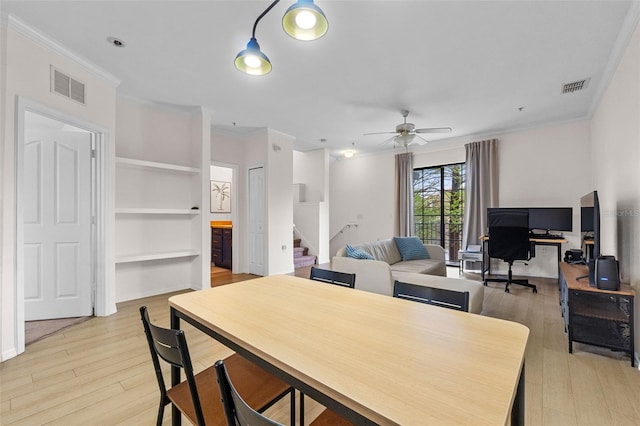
xmin=248 ymin=167 xmax=265 ymax=276
xmin=23 ymin=112 xmax=93 ymax=320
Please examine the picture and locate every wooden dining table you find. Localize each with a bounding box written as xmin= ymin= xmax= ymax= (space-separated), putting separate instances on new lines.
xmin=169 ymin=275 xmax=529 ymax=425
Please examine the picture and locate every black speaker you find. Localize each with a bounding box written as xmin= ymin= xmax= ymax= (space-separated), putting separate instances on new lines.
xmin=595 ymin=255 xmax=620 ymax=290
xmin=564 ymin=249 xmax=583 ymax=263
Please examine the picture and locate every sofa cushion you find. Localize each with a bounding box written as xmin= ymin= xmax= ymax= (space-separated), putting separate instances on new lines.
xmin=345 ymin=244 xmax=374 ymax=260
xmin=352 ymin=239 xmax=402 ymax=264
xmin=393 ymin=237 xmax=430 ymax=260
xmin=390 ymin=259 xmax=444 ymax=275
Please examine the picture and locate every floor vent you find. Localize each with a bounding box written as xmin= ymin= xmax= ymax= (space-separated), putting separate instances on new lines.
xmin=561 ymin=78 xmax=590 ymax=94
xmin=51 ymin=66 xmax=86 ymax=104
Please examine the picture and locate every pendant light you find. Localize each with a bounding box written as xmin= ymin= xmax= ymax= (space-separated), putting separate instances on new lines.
xmin=282 ymin=0 xmax=328 ymax=41
xmin=234 ymin=38 xmax=272 ymax=75
xmin=235 ymin=0 xmax=328 ymax=75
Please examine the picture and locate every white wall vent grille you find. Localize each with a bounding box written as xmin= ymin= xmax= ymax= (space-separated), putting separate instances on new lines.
xmin=561 ymin=78 xmax=590 ymax=94
xmin=51 ymin=66 xmax=86 ymax=104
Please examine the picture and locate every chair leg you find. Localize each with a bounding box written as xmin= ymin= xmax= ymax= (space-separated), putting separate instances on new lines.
xmin=506 ymin=262 xmax=537 ymax=293
xmin=156 ymin=400 xmax=164 ymax=426
xmin=291 ymin=390 xmax=296 ymax=426
xmin=300 ymin=391 xmax=305 ymax=426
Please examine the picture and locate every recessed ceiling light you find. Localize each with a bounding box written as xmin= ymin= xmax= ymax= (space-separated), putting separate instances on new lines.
xmin=107 ymin=37 xmax=126 ymax=47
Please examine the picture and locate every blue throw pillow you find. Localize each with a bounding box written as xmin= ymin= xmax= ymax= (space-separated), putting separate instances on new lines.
xmin=345 ymin=245 xmax=374 ymax=260
xmin=393 ymin=237 xmax=430 ymax=261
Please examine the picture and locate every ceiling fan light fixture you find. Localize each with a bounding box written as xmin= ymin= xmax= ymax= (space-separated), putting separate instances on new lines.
xmin=282 ymin=0 xmax=328 ymax=41
xmin=234 ymin=38 xmax=272 ymax=75
xmin=396 ymin=133 xmax=416 ymax=146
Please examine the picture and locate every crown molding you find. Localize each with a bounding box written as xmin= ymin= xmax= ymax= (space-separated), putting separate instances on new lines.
xmin=588 ymin=0 xmax=640 ymax=117
xmin=117 ymin=93 xmax=205 ymax=116
xmin=4 ymin=13 xmax=121 ymax=87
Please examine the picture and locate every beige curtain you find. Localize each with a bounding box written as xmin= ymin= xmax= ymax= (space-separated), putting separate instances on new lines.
xmin=395 ymin=152 xmax=414 ymax=237
xmin=462 ymin=139 xmax=498 ymax=248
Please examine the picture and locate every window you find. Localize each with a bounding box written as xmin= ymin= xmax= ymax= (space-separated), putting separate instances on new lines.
xmin=413 ymin=163 xmax=466 ymax=265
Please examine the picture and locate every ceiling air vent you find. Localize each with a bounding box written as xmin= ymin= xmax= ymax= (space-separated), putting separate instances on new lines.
xmin=561 ymin=78 xmax=590 ymax=94
xmin=51 ymin=66 xmax=86 ymax=105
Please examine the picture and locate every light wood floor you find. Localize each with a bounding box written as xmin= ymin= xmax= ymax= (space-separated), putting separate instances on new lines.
xmin=1 ymin=267 xmax=639 ymax=425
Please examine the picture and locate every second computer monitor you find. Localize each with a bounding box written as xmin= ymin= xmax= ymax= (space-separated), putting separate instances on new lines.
xmin=528 ymin=207 xmax=573 ymax=232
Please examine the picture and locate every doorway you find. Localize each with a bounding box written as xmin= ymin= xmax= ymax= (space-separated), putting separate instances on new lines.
xmin=15 ymin=98 xmax=111 ymax=354
xmin=248 ymin=166 xmax=265 ymax=276
xmin=23 ymin=111 xmax=94 ymax=320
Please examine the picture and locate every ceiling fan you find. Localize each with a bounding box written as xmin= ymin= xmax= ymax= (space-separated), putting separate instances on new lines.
xmin=364 ymin=110 xmax=452 ymax=147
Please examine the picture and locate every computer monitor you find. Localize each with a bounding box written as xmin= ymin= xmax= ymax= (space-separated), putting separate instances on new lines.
xmin=528 ymin=207 xmax=573 ymax=233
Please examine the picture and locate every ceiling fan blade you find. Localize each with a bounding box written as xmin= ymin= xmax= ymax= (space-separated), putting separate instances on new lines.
xmin=415 ymin=127 xmax=452 ymax=134
xmin=378 ymin=135 xmax=398 ymax=146
xmin=414 ymin=134 xmax=430 ymax=145
xmin=364 ymin=131 xmax=398 ymax=136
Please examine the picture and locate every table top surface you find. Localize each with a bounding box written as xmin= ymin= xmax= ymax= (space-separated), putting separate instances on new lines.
xmin=169 ymin=275 xmax=529 ymax=426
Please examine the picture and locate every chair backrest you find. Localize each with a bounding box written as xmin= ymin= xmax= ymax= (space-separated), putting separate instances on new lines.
xmin=310 ymin=267 xmax=356 ymax=288
xmin=139 ymin=306 xmax=205 ymax=425
xmin=393 ymin=281 xmax=470 ymax=312
xmin=487 ymin=209 xmax=531 ymax=261
xmin=215 ymin=360 xmax=283 ymax=426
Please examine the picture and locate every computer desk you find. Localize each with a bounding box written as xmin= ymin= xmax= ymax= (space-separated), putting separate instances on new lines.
xmin=480 ymin=235 xmax=568 ymax=282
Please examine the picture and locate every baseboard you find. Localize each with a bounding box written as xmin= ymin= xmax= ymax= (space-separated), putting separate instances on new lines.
xmin=2 ymin=347 xmax=18 ymax=362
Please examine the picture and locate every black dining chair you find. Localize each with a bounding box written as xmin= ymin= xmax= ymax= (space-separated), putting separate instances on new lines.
xmin=309 ymin=267 xmax=356 ymax=288
xmin=215 ymin=359 xmax=353 ymax=426
xmin=393 ymin=280 xmax=470 ymax=312
xmin=140 ymin=306 xmax=295 ymax=426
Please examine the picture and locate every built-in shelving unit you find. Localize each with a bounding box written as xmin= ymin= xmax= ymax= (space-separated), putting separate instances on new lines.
xmin=115 ymin=154 xmax=203 ymax=301
xmin=115 ymin=156 xmax=199 ymax=174
xmin=115 ymin=208 xmax=200 ymax=215
xmin=115 ymin=250 xmax=200 ymax=264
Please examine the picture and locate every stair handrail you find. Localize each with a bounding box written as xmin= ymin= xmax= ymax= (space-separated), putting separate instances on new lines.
xmin=330 ymin=222 xmax=359 ymax=241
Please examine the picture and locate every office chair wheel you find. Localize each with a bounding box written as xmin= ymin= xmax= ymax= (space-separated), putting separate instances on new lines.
xmin=504 ymin=287 xmax=510 ymax=293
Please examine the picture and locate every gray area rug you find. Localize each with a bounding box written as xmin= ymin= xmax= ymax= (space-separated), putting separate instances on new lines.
xmin=25 ymin=316 xmax=92 ymax=346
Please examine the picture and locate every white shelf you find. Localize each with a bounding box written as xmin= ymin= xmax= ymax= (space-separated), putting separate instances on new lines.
xmin=115 ymin=156 xmax=200 ymax=174
xmin=115 ymin=250 xmax=200 ymax=264
xmin=115 ymin=208 xmax=201 ymax=215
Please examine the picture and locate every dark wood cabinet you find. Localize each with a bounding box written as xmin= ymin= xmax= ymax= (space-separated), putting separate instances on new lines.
xmin=211 ymin=227 xmax=232 ymax=269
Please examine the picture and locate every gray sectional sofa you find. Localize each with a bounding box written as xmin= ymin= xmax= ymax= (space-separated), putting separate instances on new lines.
xmin=332 ymin=238 xmax=484 ymax=314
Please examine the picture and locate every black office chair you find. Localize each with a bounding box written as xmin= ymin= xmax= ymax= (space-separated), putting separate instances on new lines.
xmin=140 ymin=306 xmax=295 ymax=426
xmin=309 ymin=267 xmax=356 ymax=288
xmin=485 ymin=209 xmax=538 ymax=293
xmin=393 ymin=280 xmax=470 ymax=312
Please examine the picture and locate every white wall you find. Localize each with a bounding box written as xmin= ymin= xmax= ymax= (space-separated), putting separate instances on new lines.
xmin=590 ymin=15 xmax=640 ymax=365
xmin=329 ymin=120 xmax=592 ymax=278
xmin=494 ymin=121 xmax=591 ymax=277
xmin=267 ymin=130 xmax=295 ymax=275
xmin=211 ymin=128 xmax=294 ymax=275
xmin=1 ymin=20 xmax=118 ymax=360
xmin=292 ymin=149 xmax=331 ymax=263
xmin=293 ymin=149 xmax=328 ymax=203
xmin=114 ymin=97 xmax=207 ymax=301
xmin=211 ymin=129 xmax=247 ymax=272
xmin=330 ymin=153 xmax=395 ymax=254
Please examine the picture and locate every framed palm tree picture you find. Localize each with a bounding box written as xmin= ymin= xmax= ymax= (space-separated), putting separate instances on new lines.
xmin=210 ymin=181 xmax=231 ymax=213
